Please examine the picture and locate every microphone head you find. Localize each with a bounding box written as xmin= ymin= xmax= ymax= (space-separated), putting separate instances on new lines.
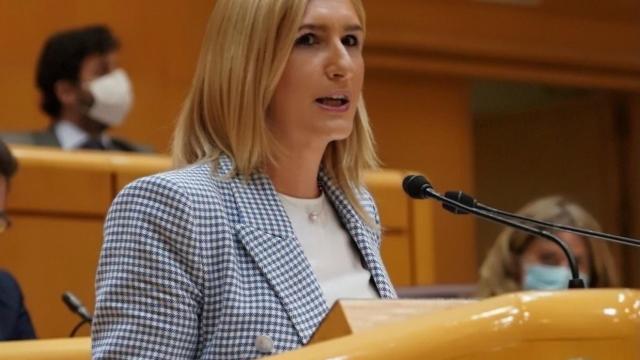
xmin=62 ymin=291 xmax=80 ymax=312
xmin=402 ymin=175 xmax=432 ymax=199
xmin=62 ymin=291 xmax=93 ymax=322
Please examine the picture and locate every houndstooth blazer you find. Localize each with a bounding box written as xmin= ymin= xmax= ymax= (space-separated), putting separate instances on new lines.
xmin=92 ymin=155 xmax=396 ymax=359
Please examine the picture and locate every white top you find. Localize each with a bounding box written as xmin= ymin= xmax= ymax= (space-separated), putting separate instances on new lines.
xmin=278 ymin=192 xmax=379 ymax=307
xmin=54 ymin=120 xmax=112 ymax=149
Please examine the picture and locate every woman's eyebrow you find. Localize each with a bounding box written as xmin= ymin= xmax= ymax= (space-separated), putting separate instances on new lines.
xmin=298 ymin=23 xmax=363 ymax=32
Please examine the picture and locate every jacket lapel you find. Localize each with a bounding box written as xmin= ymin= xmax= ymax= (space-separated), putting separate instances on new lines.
xmin=319 ymin=170 xmax=397 ymax=299
xmin=227 ymin=160 xmax=328 ymax=343
xmin=223 ymin=155 xmax=396 ymax=343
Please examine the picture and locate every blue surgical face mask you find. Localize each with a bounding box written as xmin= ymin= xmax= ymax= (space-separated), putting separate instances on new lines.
xmin=523 ymin=264 xmax=590 ymax=290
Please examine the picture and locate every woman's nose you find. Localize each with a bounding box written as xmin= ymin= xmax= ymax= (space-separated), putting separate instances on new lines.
xmin=325 ymin=41 xmax=353 ymax=81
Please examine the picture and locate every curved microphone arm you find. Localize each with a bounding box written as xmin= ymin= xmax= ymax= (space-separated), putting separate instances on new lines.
xmin=403 ymin=175 xmax=585 ymax=289
xmin=445 ymin=190 xmax=640 ymax=248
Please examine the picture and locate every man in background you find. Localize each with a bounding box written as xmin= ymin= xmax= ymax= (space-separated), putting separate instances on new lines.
xmin=0 ymin=140 xmax=36 ymax=340
xmin=1 ymin=25 xmax=148 ymax=152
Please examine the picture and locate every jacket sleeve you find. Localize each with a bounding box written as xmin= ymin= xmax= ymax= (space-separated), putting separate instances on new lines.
xmin=12 ymin=278 xmax=36 ymax=340
xmin=0 ymin=270 xmax=36 ymax=340
xmin=92 ymin=176 xmax=204 ymax=359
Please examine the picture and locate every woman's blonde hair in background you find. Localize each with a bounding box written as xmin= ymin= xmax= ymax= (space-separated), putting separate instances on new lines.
xmin=172 ymin=0 xmax=377 ymax=226
xmin=477 ymin=195 xmax=621 ymax=297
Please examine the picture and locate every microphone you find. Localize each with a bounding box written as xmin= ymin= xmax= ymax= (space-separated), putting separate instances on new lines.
xmin=62 ymin=291 xmax=93 ymax=322
xmin=444 ymin=190 xmax=640 ymax=248
xmin=403 ymin=175 xmax=586 ymax=289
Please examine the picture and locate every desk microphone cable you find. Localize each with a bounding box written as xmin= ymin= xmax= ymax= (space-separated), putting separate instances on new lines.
xmin=62 ymin=291 xmax=93 ymax=337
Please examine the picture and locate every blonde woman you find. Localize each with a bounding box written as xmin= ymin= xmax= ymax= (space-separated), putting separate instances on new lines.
xmin=477 ymin=196 xmax=621 ymax=298
xmin=92 ymin=0 xmax=396 ymax=358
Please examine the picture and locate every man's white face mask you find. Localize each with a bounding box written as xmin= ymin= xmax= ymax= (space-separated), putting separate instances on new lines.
xmin=87 ymin=69 xmax=133 ymax=127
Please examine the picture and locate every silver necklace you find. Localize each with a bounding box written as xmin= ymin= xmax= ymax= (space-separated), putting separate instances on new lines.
xmin=279 ymin=192 xmax=326 ymax=223
xmin=307 ymin=200 xmax=325 ymax=223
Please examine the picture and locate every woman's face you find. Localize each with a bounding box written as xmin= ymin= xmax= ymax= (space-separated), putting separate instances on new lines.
xmin=519 ymin=232 xmax=591 ymax=287
xmin=269 ymin=0 xmax=364 ymax=151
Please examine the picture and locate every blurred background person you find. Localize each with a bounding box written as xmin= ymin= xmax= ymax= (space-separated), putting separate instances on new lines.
xmin=477 ymin=195 xmax=621 ymax=297
xmin=0 ymin=25 xmax=148 ymax=152
xmin=0 ymin=140 xmax=36 ymax=340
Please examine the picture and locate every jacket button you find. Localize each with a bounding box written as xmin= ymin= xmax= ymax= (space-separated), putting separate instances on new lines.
xmin=255 ymin=335 xmax=274 ymax=354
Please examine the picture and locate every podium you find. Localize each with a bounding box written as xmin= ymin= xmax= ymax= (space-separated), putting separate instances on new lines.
xmin=0 ymin=337 xmax=89 ymax=359
xmin=0 ymin=290 xmax=637 ymax=359
xmin=268 ymin=289 xmax=640 ymax=359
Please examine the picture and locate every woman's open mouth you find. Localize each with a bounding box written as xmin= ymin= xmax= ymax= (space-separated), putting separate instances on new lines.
xmin=315 ymin=95 xmax=350 ymax=112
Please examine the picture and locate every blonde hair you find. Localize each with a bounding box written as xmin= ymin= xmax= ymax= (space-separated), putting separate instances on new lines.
xmin=477 ymin=196 xmax=621 ymax=297
xmin=172 ymin=0 xmax=378 ymax=226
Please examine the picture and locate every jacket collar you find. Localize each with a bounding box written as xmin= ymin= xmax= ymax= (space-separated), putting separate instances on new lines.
xmin=318 ymin=170 xmax=397 ymax=300
xmin=220 ymin=155 xmax=395 ymax=343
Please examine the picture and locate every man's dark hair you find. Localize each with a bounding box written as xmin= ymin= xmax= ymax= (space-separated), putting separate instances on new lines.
xmin=0 ymin=140 xmax=18 ymax=180
xmin=36 ymin=25 xmax=120 ymax=119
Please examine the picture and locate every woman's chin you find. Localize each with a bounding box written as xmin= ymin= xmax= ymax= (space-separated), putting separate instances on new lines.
xmin=323 ymin=119 xmax=354 ymax=136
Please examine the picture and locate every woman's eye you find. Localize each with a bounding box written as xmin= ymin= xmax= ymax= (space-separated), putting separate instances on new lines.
xmin=295 ymin=33 xmax=317 ymax=46
xmin=342 ymin=35 xmax=359 ymax=47
xmin=539 ymin=253 xmax=560 ymax=266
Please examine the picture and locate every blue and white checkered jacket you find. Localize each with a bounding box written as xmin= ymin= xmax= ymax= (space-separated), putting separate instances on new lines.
xmin=92 ymin=155 xmax=396 ymax=359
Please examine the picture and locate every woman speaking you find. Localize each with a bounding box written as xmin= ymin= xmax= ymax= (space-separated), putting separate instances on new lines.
xmin=92 ymin=0 xmax=396 ymax=358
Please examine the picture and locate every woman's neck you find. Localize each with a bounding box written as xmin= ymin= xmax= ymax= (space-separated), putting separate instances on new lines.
xmin=266 ymin=146 xmax=325 ymax=199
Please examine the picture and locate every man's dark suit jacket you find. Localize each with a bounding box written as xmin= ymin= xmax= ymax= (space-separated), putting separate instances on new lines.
xmin=0 ymin=128 xmax=151 ymax=153
xmin=0 ymin=270 xmax=36 ymax=340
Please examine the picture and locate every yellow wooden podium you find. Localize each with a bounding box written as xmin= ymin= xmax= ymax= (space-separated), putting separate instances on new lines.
xmin=269 ymin=289 xmax=640 ymax=359
xmin=0 ymin=290 xmax=637 ymax=359
xmin=0 ymin=337 xmax=90 ymax=360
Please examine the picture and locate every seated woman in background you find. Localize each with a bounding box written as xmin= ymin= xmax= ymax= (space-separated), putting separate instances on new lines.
xmin=477 ymin=196 xmax=621 ymax=297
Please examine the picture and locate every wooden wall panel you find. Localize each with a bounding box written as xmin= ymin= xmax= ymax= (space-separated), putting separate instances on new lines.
xmin=474 ymin=93 xmax=623 ymax=268
xmin=624 ymin=95 xmax=640 ymax=287
xmin=9 ymin=166 xmax=111 ymax=215
xmin=364 ymin=0 xmax=640 ymax=82
xmin=365 ymin=171 xmax=409 ymax=232
xmin=0 ymin=216 xmax=102 ymax=339
xmin=365 ymin=72 xmax=477 ymax=283
xmin=366 ymin=0 xmax=640 ymax=68
xmin=0 ymin=0 xmax=638 ymax=152
xmin=380 ymin=233 xmax=412 ymax=287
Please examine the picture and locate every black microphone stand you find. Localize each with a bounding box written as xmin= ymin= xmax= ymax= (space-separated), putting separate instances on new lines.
xmin=444 ymin=190 xmax=640 ymax=248
xmin=69 ymin=319 xmax=91 ymax=337
xmin=62 ymin=291 xmax=93 ymax=337
xmin=403 ymin=175 xmax=585 ymax=289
